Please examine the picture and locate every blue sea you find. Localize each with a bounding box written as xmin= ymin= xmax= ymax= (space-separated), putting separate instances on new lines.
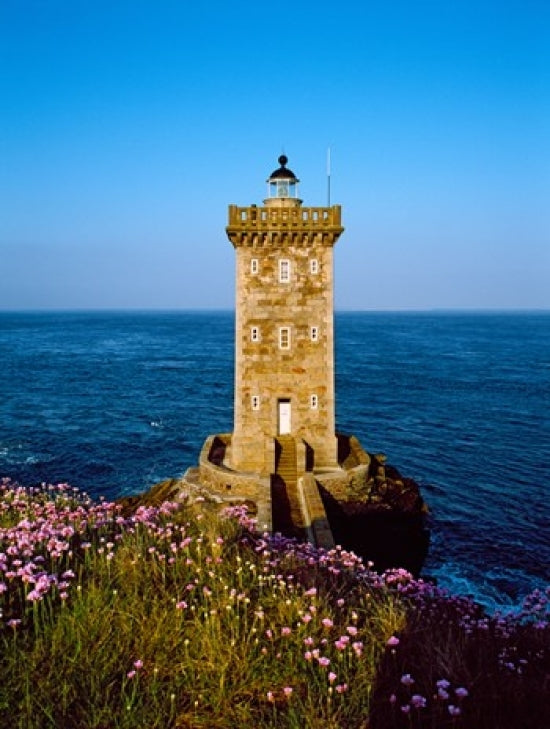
xmin=1 ymin=311 xmax=548 ymax=612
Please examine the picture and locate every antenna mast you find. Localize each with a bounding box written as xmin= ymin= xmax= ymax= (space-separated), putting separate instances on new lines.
xmin=327 ymin=147 xmax=331 ymax=207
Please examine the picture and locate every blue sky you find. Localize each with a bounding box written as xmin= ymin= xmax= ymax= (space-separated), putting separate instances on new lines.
xmin=1 ymin=0 xmax=549 ymax=310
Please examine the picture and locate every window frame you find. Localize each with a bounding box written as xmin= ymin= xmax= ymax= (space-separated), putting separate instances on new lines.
xmin=251 ymin=395 xmax=260 ymax=411
xmin=310 ymin=326 xmax=319 ymax=342
xmin=310 ymin=394 xmax=318 ymax=409
xmin=250 ymin=326 xmax=260 ymax=342
xmin=279 ymin=259 xmax=291 ymax=284
xmin=250 ymin=258 xmax=259 ymax=275
xmin=279 ymin=326 xmax=291 ymax=350
xmin=310 ymin=258 xmax=319 ymax=275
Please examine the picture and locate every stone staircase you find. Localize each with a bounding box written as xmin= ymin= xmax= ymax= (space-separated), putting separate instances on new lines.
xmin=272 ymin=436 xmax=306 ymax=538
xmin=275 ymin=435 xmax=297 ymax=486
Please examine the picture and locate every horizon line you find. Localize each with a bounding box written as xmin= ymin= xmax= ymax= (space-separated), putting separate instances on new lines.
xmin=1 ymin=307 xmax=549 ymax=315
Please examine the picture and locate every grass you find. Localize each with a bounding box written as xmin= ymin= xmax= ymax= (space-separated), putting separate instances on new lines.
xmin=0 ymin=478 xmax=548 ymax=728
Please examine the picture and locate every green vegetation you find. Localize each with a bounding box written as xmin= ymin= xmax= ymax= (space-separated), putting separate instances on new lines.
xmin=0 ymin=479 xmax=548 ymax=728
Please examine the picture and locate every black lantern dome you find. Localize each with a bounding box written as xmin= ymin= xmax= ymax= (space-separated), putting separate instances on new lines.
xmin=266 ymin=155 xmax=300 ymax=199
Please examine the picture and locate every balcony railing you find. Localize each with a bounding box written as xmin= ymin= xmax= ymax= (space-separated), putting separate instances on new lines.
xmin=228 ymin=205 xmax=342 ymax=230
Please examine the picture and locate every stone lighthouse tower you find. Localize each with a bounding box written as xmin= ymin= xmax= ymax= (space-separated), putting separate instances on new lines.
xmin=226 ymin=155 xmax=344 ymax=481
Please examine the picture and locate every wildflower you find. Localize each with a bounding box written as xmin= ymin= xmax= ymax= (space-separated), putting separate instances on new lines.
xmin=176 ymin=600 xmax=188 ymax=610
xmin=386 ymin=635 xmax=400 ymax=647
xmin=281 ymin=627 xmax=291 ymax=636
xmin=318 ymin=656 xmax=330 ymax=667
xmin=389 ymin=694 xmax=397 ymax=704
xmin=321 ymin=617 xmax=333 ymax=629
xmin=411 ymin=694 xmax=427 ymax=708
xmin=127 ymin=670 xmax=136 ymax=679
xmin=448 ymin=705 xmax=461 ymax=717
xmin=328 ymin=672 xmax=337 ymax=684
xmin=336 ymin=683 xmax=348 ymax=694
xmin=133 ymin=659 xmax=143 ymax=669
xmin=346 ymin=625 xmax=358 ymax=636
xmin=266 ymin=691 xmax=275 ymax=703
xmin=283 ymin=686 xmax=293 ymax=698
xmin=400 ymin=673 xmax=415 ymax=686
xmin=455 ymin=687 xmax=469 ymax=699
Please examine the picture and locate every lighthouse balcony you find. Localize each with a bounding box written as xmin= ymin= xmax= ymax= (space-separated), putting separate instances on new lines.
xmin=227 ymin=205 xmax=342 ymax=231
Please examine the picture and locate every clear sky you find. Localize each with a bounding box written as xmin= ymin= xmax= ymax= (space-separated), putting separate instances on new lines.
xmin=1 ymin=0 xmax=549 ymax=310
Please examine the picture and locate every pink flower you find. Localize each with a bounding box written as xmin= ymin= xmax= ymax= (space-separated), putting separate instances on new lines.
xmin=176 ymin=600 xmax=188 ymax=610
xmin=336 ymin=683 xmax=348 ymax=694
xmin=386 ymin=635 xmax=400 ymax=647
xmin=266 ymin=691 xmax=275 ymax=703
xmin=328 ymin=671 xmax=337 ymax=684
xmin=321 ymin=617 xmax=333 ymax=629
xmin=281 ymin=627 xmax=291 ymax=636
xmin=448 ymin=705 xmax=461 ymax=717
xmin=400 ymin=673 xmax=415 ymax=686
xmin=283 ymin=686 xmax=293 ymax=698
xmin=346 ymin=626 xmax=358 ymax=636
xmin=318 ymin=656 xmax=330 ymax=667
xmin=133 ymin=659 xmax=143 ymax=670
xmin=127 ymin=670 xmax=136 ymax=679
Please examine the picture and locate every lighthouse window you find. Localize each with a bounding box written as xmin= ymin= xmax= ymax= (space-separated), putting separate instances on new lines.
xmin=251 ymin=395 xmax=260 ymax=411
xmin=250 ymin=258 xmax=259 ymax=275
xmin=250 ymin=326 xmax=260 ymax=342
xmin=279 ymin=327 xmax=291 ymax=350
xmin=310 ymin=394 xmax=318 ymax=409
xmin=279 ymin=259 xmax=290 ymax=283
xmin=310 ymin=326 xmax=319 ymax=342
xmin=310 ymin=259 xmax=319 ymax=275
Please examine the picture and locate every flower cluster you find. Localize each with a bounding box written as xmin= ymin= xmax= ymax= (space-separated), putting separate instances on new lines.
xmin=1 ymin=478 xmax=548 ymax=728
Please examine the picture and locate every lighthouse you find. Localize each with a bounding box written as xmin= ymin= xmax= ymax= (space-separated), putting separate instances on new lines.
xmin=185 ymin=154 xmax=426 ymax=561
xmin=226 ymin=155 xmax=344 ymax=482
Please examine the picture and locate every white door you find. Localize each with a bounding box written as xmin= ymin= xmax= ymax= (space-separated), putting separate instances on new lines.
xmin=278 ymin=401 xmax=291 ymax=435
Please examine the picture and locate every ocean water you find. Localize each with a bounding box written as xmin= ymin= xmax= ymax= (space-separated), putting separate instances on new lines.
xmin=0 ymin=310 xmax=548 ymax=612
